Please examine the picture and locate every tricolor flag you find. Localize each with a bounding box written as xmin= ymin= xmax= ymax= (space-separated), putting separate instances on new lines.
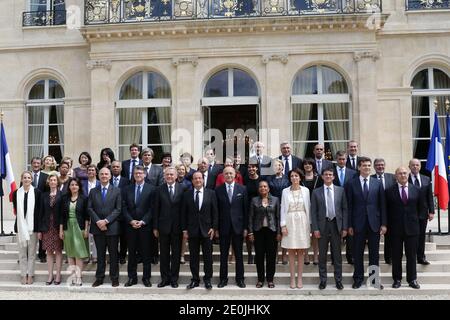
xmin=0 ymin=123 xmax=17 ymax=202
xmin=426 ymin=112 xmax=449 ymax=210
xmin=445 ymin=112 xmax=450 ymax=188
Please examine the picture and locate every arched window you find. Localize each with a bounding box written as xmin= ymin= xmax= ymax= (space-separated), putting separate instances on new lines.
xmin=26 ymin=79 xmax=65 ymax=166
xmin=411 ymin=67 xmax=450 ymax=166
xmin=117 ymin=71 xmax=171 ymax=162
xmin=203 ymin=68 xmax=259 ymax=98
xmin=291 ymin=65 xmax=350 ymax=159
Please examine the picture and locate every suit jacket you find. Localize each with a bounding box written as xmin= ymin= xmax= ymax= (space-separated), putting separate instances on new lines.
xmin=59 ymin=194 xmax=89 ymax=231
xmin=182 ymin=188 xmax=219 ymax=238
xmin=38 ymin=191 xmax=63 ymax=232
xmin=371 ymin=172 xmax=396 ymax=191
xmin=215 ymin=183 xmax=248 ymax=235
xmin=82 ymin=179 xmax=100 ymax=198
xmin=144 ymin=164 xmax=164 ymax=187
xmin=111 ymin=175 xmax=130 ymax=190
xmin=248 ymin=195 xmax=280 ymax=234
xmin=346 ymin=155 xmax=360 ymax=171
xmin=346 ymin=176 xmax=387 ymax=233
xmin=408 ymin=174 xmax=434 ymax=220
xmin=88 ymin=185 xmax=122 ymax=236
xmin=122 ymin=183 xmax=154 ymax=226
xmin=333 ymin=166 xmax=357 ymax=187
xmin=385 ymin=184 xmax=422 ymax=236
xmin=315 ymin=159 xmax=334 ymax=174
xmin=249 ymin=155 xmax=273 ymax=176
xmin=153 ymin=182 xmax=187 ymax=235
xmin=205 ymin=162 xmax=222 ymax=190
xmin=278 ymin=154 xmax=302 ymax=172
xmin=311 ymin=185 xmax=348 ymax=234
xmin=13 ymin=188 xmax=41 ymax=233
xmin=30 ymin=171 xmax=48 ymax=193
xmin=121 ymin=158 xmax=143 ymax=180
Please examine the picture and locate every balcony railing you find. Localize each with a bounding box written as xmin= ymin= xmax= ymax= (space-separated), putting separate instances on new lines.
xmin=22 ymin=10 xmax=66 ymax=26
xmin=85 ymin=0 xmax=382 ymax=24
xmin=406 ymin=0 xmax=450 ymax=10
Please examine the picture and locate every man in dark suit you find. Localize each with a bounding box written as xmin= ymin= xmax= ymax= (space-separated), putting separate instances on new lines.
xmin=249 ymin=141 xmax=273 ymax=178
xmin=386 ymin=166 xmax=422 ymax=289
xmin=371 ymin=158 xmax=396 ymax=264
xmin=215 ymin=167 xmax=248 ymax=288
xmin=88 ymin=167 xmax=122 ymax=287
xmin=121 ymin=143 xmax=143 ymax=181
xmin=313 ymin=144 xmax=333 ymax=175
xmin=197 ymin=157 xmax=216 ymax=190
xmin=122 ymin=165 xmax=154 ymax=287
xmin=111 ymin=161 xmax=130 ymax=265
xmin=408 ymin=158 xmax=434 ymax=265
xmin=333 ymin=150 xmax=356 ymax=264
xmin=278 ymin=142 xmax=302 ymax=177
xmin=182 ymin=171 xmax=219 ymax=290
xmin=30 ymin=157 xmax=48 ymax=263
xmin=205 ymin=148 xmax=223 ymax=188
xmin=141 ymin=147 xmax=164 ymax=187
xmin=311 ymin=168 xmax=348 ymax=290
xmin=153 ymin=166 xmax=187 ymax=288
xmin=346 ymin=157 xmax=387 ymax=289
xmin=346 ymin=140 xmax=360 ymax=171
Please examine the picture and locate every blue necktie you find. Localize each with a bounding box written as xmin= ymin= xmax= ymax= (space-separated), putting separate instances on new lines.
xmin=136 ymin=185 xmax=141 ymax=203
xmin=284 ymin=156 xmax=290 ymax=176
xmin=101 ymin=187 xmax=107 ymax=202
xmin=339 ymin=168 xmax=345 ymax=186
xmin=363 ymin=178 xmax=369 ymax=200
xmin=131 ymin=159 xmax=137 ymax=179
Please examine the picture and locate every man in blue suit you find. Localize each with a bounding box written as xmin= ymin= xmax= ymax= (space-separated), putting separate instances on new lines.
xmin=215 ymin=167 xmax=248 ymax=288
xmin=121 ymin=143 xmax=143 ymax=181
xmin=346 ymin=157 xmax=387 ymax=289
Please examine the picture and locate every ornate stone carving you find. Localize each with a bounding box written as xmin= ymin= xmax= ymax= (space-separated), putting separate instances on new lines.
xmin=353 ymin=50 xmax=381 ymax=62
xmin=86 ymin=60 xmax=112 ymax=70
xmin=172 ymin=57 xmax=199 ymax=67
xmin=261 ymin=53 xmax=289 ymax=64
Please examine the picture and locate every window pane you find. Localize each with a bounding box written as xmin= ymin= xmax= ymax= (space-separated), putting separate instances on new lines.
xmin=412 ymin=118 xmax=430 ymax=139
xmin=119 ymin=126 xmax=142 ymax=145
xmin=204 ymin=70 xmax=228 ymax=97
xmin=292 ymin=66 xmax=317 ymax=95
xmin=28 ymin=107 xmax=44 ymax=124
xmin=148 ymin=125 xmax=171 ymax=144
xmin=120 ymin=73 xmax=143 ymax=99
xmin=148 ymin=72 xmax=171 ymax=98
xmin=28 ymin=146 xmax=44 ymax=164
xmin=434 ymin=69 xmax=450 ymax=89
xmin=293 ymin=142 xmax=317 ymax=159
xmin=28 ymin=125 xmax=45 ymax=144
xmin=292 ymin=104 xmax=317 ymax=121
xmin=49 ymin=125 xmax=63 ymax=144
xmin=118 ymin=108 xmax=143 ymax=125
xmin=412 ymin=96 xmax=429 ymax=117
xmin=411 ymin=69 xmax=428 ymax=89
xmin=148 ymin=107 xmax=171 ymax=125
xmin=48 ymin=145 xmax=63 ymax=164
xmin=30 ymin=0 xmax=48 ymax=12
xmin=413 ymin=139 xmax=431 ymax=162
xmin=49 ymin=80 xmax=65 ymax=99
xmin=148 ymin=145 xmax=172 ymax=164
xmin=322 ymin=66 xmax=348 ymax=94
xmin=324 ymin=122 xmax=349 ymax=141
xmin=293 ymin=122 xmax=318 ymax=141
xmin=49 ymin=106 xmax=64 ymax=124
xmin=323 ymin=103 xmax=349 ymax=120
xmin=29 ymin=80 xmax=45 ymax=99
xmin=436 ymin=96 xmax=450 ymax=116
xmin=118 ymin=146 xmax=130 ymax=163
xmin=323 ymin=143 xmax=339 ymax=161
xmin=233 ymin=69 xmax=258 ymax=96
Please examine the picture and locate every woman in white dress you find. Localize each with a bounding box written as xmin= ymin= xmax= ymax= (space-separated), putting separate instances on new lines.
xmin=280 ymin=168 xmax=311 ymax=289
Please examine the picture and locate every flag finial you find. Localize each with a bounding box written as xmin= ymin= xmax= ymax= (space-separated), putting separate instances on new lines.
xmin=446 ymin=98 xmax=450 ymax=113
xmin=0 ymin=111 xmax=3 ymax=123
xmin=434 ymin=98 xmax=439 ymax=110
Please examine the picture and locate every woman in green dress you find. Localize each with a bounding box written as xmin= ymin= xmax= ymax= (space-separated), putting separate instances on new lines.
xmin=59 ymin=178 xmax=89 ymax=286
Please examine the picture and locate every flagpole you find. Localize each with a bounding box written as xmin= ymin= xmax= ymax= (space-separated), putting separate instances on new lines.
xmin=0 ymin=111 xmax=4 ymax=236
xmin=446 ymin=98 xmax=450 ymax=235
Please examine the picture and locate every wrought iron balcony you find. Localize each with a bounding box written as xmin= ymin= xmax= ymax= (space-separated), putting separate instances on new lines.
xmin=22 ymin=10 xmax=66 ymax=26
xmin=85 ymin=0 xmax=382 ymax=25
xmin=406 ymin=0 xmax=450 ymax=10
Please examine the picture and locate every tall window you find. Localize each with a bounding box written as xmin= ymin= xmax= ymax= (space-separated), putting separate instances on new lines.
xmin=28 ymin=0 xmax=65 ymax=25
xmin=291 ymin=65 xmax=350 ymax=159
xmin=412 ymin=67 xmax=450 ymax=167
xmin=117 ymin=71 xmax=171 ymax=163
xmin=26 ymin=79 xmax=65 ymax=166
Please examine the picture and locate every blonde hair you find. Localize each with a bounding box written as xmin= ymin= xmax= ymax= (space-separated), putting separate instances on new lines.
xmin=20 ymin=170 xmax=33 ymax=181
xmin=42 ymin=155 xmax=57 ymax=171
xmin=46 ymin=173 xmax=61 ymax=188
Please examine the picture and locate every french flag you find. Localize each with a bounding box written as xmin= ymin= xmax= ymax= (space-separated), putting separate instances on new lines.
xmin=0 ymin=123 xmax=17 ymax=202
xmin=426 ymin=112 xmax=449 ymax=210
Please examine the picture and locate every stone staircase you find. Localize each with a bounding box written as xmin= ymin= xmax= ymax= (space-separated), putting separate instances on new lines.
xmin=0 ymin=235 xmax=449 ymax=296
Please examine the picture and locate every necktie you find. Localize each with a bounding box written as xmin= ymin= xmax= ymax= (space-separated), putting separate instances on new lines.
xmin=227 ymin=184 xmax=233 ymax=203
xmin=195 ymin=190 xmax=200 ymax=211
xmin=339 ymin=168 xmax=345 ymax=186
xmin=414 ymin=175 xmax=420 ymax=187
xmin=317 ymin=160 xmax=322 ymax=174
xmin=101 ymin=187 xmax=107 ymax=202
xmin=379 ymin=174 xmax=385 ymax=190
xmin=326 ymin=187 xmax=335 ymax=220
xmin=401 ymin=185 xmax=408 ymax=205
xmin=284 ymin=156 xmax=290 ymax=176
xmin=114 ymin=177 xmax=119 ymax=188
xmin=144 ymin=166 xmax=149 ymax=177
xmin=208 ymin=164 xmax=212 ymax=174
xmin=136 ymin=185 xmax=141 ymax=203
xmin=169 ymin=185 xmax=174 ymax=200
xmin=33 ymin=173 xmax=38 ymax=187
xmin=351 ymin=157 xmax=356 ymax=170
xmin=131 ymin=159 xmax=137 ymax=179
xmin=363 ymin=178 xmax=369 ymax=200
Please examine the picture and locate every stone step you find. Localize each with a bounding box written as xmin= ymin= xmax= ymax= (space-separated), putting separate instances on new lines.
xmin=0 ymin=260 xmax=446 ymax=272
xmin=1 ymin=281 xmax=450 ymax=295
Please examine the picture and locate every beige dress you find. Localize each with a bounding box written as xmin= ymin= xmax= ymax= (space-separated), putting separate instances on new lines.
xmin=281 ymin=189 xmax=311 ymax=249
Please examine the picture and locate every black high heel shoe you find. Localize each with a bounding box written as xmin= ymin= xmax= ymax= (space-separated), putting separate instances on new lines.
xmin=46 ymin=278 xmax=54 ymax=285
